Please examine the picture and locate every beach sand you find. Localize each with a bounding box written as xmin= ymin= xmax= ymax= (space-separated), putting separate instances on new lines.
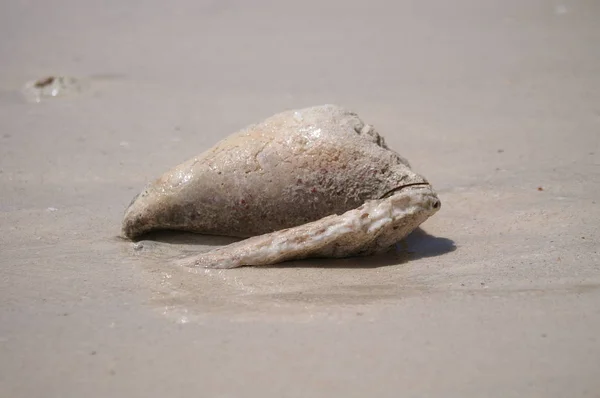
xmin=1 ymin=0 xmax=599 ymax=396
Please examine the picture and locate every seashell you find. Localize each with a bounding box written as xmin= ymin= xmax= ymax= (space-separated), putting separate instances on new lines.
xmin=22 ymin=76 xmax=87 ymax=103
xmin=122 ymin=105 xmax=440 ymax=268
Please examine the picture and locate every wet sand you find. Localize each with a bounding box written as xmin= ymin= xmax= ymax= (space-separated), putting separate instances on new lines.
xmin=1 ymin=0 xmax=599 ymax=396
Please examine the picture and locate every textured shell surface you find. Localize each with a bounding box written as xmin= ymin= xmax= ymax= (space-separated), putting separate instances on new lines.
xmin=122 ymin=105 xmax=440 ymax=268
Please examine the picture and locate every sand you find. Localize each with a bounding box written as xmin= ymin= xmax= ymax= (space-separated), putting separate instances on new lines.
xmin=1 ymin=0 xmax=599 ymax=397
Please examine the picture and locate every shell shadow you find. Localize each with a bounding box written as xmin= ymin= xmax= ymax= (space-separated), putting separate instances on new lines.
xmin=264 ymin=227 xmax=456 ymax=269
xmin=403 ymin=227 xmax=457 ymax=260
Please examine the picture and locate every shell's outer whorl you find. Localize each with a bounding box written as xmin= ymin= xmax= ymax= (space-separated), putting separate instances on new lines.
xmin=122 ymin=105 xmax=431 ymax=240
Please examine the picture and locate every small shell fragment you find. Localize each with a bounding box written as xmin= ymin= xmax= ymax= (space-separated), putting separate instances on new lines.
xmin=123 ymin=105 xmax=441 ymax=268
xmin=22 ymin=76 xmax=87 ymax=103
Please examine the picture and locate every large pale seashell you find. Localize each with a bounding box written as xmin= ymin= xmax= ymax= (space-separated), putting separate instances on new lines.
xmin=123 ymin=105 xmax=440 ymax=268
